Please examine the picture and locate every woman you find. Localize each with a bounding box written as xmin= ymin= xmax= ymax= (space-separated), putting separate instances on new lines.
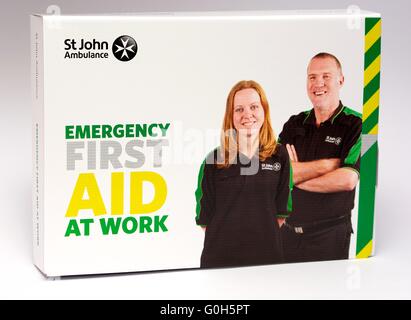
xmin=195 ymin=80 xmax=293 ymax=268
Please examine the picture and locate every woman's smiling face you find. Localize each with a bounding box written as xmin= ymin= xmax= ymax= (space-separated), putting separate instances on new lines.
xmin=232 ymin=88 xmax=265 ymax=136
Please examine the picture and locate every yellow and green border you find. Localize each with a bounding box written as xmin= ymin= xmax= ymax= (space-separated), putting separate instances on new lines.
xmin=356 ymin=17 xmax=381 ymax=258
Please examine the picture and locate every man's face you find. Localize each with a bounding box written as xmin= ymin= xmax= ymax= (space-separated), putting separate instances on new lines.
xmin=307 ymin=57 xmax=344 ymax=109
xmin=232 ymin=88 xmax=265 ymax=137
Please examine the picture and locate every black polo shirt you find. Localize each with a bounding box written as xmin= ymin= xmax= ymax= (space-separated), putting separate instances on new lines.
xmin=195 ymin=144 xmax=292 ymax=268
xmin=278 ymin=102 xmax=362 ymax=225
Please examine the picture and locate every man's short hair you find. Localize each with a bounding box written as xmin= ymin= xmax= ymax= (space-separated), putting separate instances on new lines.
xmin=311 ymin=52 xmax=342 ymax=71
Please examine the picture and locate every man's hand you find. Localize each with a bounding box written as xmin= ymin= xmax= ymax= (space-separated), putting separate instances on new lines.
xmin=286 ymin=144 xmax=341 ymax=184
xmin=277 ymin=218 xmax=286 ymax=228
xmin=286 ymin=144 xmax=299 ymax=162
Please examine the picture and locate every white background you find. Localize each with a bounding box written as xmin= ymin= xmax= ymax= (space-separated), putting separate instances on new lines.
xmin=0 ymin=0 xmax=410 ymax=300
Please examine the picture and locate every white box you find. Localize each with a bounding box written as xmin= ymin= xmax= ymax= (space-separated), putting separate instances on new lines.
xmin=32 ymin=10 xmax=381 ymax=277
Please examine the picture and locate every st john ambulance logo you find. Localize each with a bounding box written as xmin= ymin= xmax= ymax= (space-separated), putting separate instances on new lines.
xmin=261 ymin=163 xmax=281 ymax=171
xmin=325 ymin=136 xmax=342 ymax=146
xmin=273 ymin=162 xmax=281 ymax=171
xmin=112 ymin=35 xmax=138 ymax=61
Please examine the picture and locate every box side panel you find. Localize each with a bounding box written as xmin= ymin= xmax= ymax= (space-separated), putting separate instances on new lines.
xmin=356 ymin=17 xmax=382 ymax=258
xmin=31 ymin=15 xmax=45 ymax=272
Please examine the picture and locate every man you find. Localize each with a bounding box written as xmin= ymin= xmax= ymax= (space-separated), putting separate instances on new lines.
xmin=279 ymin=52 xmax=362 ymax=263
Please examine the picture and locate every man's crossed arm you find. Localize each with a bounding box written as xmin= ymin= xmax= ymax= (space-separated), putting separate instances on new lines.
xmin=286 ymin=144 xmax=359 ymax=193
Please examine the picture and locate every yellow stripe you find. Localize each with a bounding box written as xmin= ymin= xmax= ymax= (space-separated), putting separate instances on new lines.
xmin=368 ymin=124 xmax=379 ymax=135
xmin=364 ymin=55 xmax=381 ymax=87
xmin=356 ymin=240 xmax=373 ymax=259
xmin=363 ymin=89 xmax=380 ymax=121
xmin=365 ymin=20 xmax=381 ymax=52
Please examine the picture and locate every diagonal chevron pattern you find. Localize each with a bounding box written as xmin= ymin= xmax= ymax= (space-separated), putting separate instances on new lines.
xmin=356 ymin=17 xmax=381 ymax=259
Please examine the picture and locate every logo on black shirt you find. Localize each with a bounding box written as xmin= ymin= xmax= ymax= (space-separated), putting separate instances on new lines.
xmin=325 ymin=136 xmax=342 ymax=145
xmin=262 ymin=163 xmax=281 ymax=171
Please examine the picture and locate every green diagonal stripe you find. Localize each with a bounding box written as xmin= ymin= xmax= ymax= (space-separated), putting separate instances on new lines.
xmin=362 ymin=107 xmax=379 ymax=134
xmin=365 ymin=17 xmax=380 ymax=34
xmin=356 ymin=17 xmax=381 ymax=258
xmin=344 ymin=136 xmax=361 ymax=165
xmin=356 ymin=142 xmax=378 ymax=256
xmin=363 ymin=72 xmax=380 ymax=103
xmin=364 ymin=38 xmax=381 ymax=70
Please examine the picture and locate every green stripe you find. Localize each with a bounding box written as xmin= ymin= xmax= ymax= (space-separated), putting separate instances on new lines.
xmin=356 ymin=17 xmax=381 ymax=257
xmin=344 ymin=136 xmax=361 ymax=165
xmin=342 ymin=106 xmax=362 ymax=119
xmin=365 ymin=17 xmax=380 ymax=34
xmin=302 ymin=109 xmax=312 ymax=124
xmin=363 ymin=72 xmax=380 ymax=103
xmin=356 ymin=142 xmax=378 ymax=255
xmin=364 ymin=37 xmax=381 ymax=70
xmin=331 ymin=106 xmax=344 ymax=123
xmin=195 ymin=160 xmax=206 ymax=221
xmin=287 ymin=162 xmax=293 ymax=212
xmin=362 ymin=107 xmax=379 ymax=134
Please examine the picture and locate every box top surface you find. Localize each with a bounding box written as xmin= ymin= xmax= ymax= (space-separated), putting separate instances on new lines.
xmin=31 ymin=9 xmax=381 ymax=19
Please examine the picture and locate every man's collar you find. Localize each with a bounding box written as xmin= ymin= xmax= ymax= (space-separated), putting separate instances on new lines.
xmin=303 ymin=101 xmax=344 ymax=126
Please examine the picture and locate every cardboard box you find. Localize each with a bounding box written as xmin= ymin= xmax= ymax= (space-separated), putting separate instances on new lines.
xmin=31 ymin=10 xmax=381 ymax=277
